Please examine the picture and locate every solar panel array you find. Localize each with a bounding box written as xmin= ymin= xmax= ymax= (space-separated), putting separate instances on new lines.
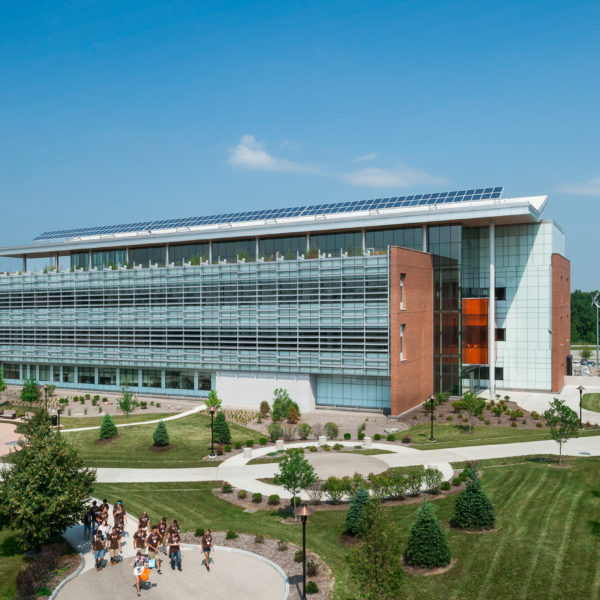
xmin=34 ymin=187 xmax=503 ymax=241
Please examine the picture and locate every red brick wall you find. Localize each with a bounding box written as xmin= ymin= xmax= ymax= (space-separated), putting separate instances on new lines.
xmin=389 ymin=247 xmax=434 ymax=415
xmin=552 ymin=254 xmax=570 ymax=392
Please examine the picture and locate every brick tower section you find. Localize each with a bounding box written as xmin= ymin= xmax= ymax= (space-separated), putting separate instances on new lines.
xmin=389 ymin=247 xmax=434 ymax=416
xmin=552 ymin=253 xmax=571 ymax=392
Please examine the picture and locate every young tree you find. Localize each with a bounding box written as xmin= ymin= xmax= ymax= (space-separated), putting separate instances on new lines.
xmin=21 ymin=377 xmax=41 ymax=409
xmin=458 ymin=391 xmax=486 ymax=433
xmin=153 ymin=420 xmax=170 ymax=447
xmin=346 ymin=499 xmax=405 ymax=599
xmin=404 ymin=501 xmax=451 ymax=568
xmin=0 ymin=411 xmax=95 ymax=549
xmin=271 ymin=388 xmax=300 ymax=422
xmin=116 ymin=385 xmax=139 ymax=421
xmin=451 ymin=476 xmax=495 ymax=530
xmin=205 ymin=389 xmax=222 ymax=411
xmin=0 ymin=367 xmax=6 ymax=394
xmin=580 ymin=345 xmax=592 ymax=361
xmin=344 ymin=486 xmax=370 ymax=535
xmin=259 ymin=400 xmax=270 ymax=418
xmin=213 ymin=411 xmax=231 ymax=444
xmin=544 ymin=398 xmax=580 ymax=465
xmin=98 ymin=413 xmax=118 ymax=440
xmin=273 ymin=448 xmax=317 ymax=517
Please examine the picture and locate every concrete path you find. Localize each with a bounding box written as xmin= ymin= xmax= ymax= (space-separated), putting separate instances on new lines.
xmin=61 ymin=405 xmax=205 ymax=433
xmin=0 ymin=423 xmax=23 ymax=457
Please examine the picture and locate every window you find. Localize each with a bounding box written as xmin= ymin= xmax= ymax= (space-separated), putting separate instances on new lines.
xmin=400 ymin=273 xmax=406 ymax=309
xmin=169 ymin=243 xmax=209 ymax=266
xmin=310 ymin=232 xmax=362 ymax=256
xmin=52 ymin=366 xmax=61 ymax=383
xmin=495 ymin=328 xmax=506 ymax=341
xmin=98 ymin=368 xmax=116 ymax=386
xmin=70 ymin=252 xmax=88 ymax=270
xmin=198 ymin=372 xmax=211 ymax=391
xmin=2 ymin=364 xmax=19 ymax=379
xmin=92 ymin=249 xmax=126 ymax=269
xmin=120 ymin=368 xmax=138 ymax=387
xmin=212 ymin=239 xmax=255 ymax=263
xmin=62 ymin=366 xmax=75 ymax=383
xmin=78 ymin=367 xmax=95 ymax=385
xmin=38 ymin=365 xmax=50 ymax=382
xmin=259 ymin=235 xmax=306 ymax=260
xmin=495 ymin=287 xmax=506 ymax=301
xmin=365 ymin=227 xmax=422 ymax=253
xmin=400 ymin=324 xmax=405 ymax=360
xmin=142 ymin=369 xmax=162 ymax=389
xmin=130 ymin=246 xmax=166 ymax=267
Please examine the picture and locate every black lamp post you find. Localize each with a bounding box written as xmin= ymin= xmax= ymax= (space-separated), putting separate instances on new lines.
xmin=429 ymin=395 xmax=436 ymax=442
xmin=577 ymin=385 xmax=585 ymax=429
xmin=44 ymin=384 xmax=48 ymax=412
xmin=209 ymin=405 xmax=216 ymax=457
xmin=57 ymin=407 xmax=61 ymax=434
xmin=295 ymin=503 xmax=314 ymax=600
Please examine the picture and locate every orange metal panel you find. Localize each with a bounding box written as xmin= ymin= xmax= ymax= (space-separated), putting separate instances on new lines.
xmin=462 ymin=298 xmax=488 ymax=365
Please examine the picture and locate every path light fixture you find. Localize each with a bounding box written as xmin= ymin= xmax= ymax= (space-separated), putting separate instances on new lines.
xmin=593 ymin=292 xmax=600 ymax=371
xmin=209 ymin=404 xmax=216 ymax=457
xmin=577 ymin=385 xmax=585 ymax=429
xmin=429 ymin=394 xmax=436 ymax=442
xmin=294 ymin=503 xmax=314 ymax=600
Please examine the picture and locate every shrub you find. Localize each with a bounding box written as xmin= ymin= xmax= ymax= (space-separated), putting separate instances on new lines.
xmin=306 ymin=581 xmax=319 ymax=594
xmin=267 ymin=422 xmax=283 ymax=442
xmin=306 ymin=560 xmax=318 ymax=577
xmin=139 ymin=400 xmax=148 ymax=409
xmin=84 ymin=408 xmax=87 ymax=415
xmin=93 ymin=395 xmax=100 ymax=401
xmin=297 ymin=423 xmax=312 ymax=440
xmin=234 ymin=441 xmax=242 ymax=450
xmin=333 ymin=443 xmax=343 ymax=451
xmin=531 ymin=411 xmax=540 ymax=419
xmin=224 ymin=445 xmax=232 ymax=452
xmin=308 ymin=445 xmax=318 ymax=452
xmin=156 ymin=403 xmax=161 ymax=408
xmin=73 ymin=396 xmax=78 ymax=402
xmin=294 ymin=549 xmax=304 ymax=562
xmin=424 ymin=468 xmax=443 ymax=494
xmin=343 ymin=432 xmax=351 ymax=440
xmin=237 ymin=490 xmax=247 ymax=499
xmin=59 ymin=397 xmax=68 ymax=405
xmin=290 ymin=496 xmax=302 ymax=507
xmin=150 ymin=401 xmax=155 ymax=406
xmin=246 ymin=439 xmax=254 ymax=447
xmin=522 ymin=419 xmax=527 ymax=425
xmin=102 ymin=397 xmax=107 ymax=402
xmin=373 ymin=433 xmax=381 ymax=440
xmin=271 ymin=389 xmax=300 ymax=422
xmin=252 ymin=493 xmax=263 ymax=503
xmin=287 ymin=405 xmax=300 ymax=424
xmin=195 ymin=527 xmax=205 ymax=536
xmin=323 ymin=476 xmax=345 ymax=504
xmin=226 ymin=530 xmax=238 ymax=540
xmin=254 ymin=534 xmax=264 ymax=544
xmin=85 ymin=394 xmax=91 ymax=400
xmin=98 ymin=406 xmax=102 ymax=414
xmin=277 ymin=539 xmax=288 ymax=551
xmin=268 ymin=494 xmax=280 ymax=505
xmin=153 ymin=420 xmax=170 ymax=447
xmin=451 ymin=477 xmax=495 ymax=530
xmin=452 ymin=477 xmax=462 ymax=486
xmin=404 ymin=501 xmax=451 ymax=568
xmin=98 ymin=413 xmax=118 ymax=440
xmin=387 ymin=434 xmax=396 ymax=442
xmin=324 ymin=422 xmax=339 ymax=439
xmin=511 ymin=421 xmax=517 ymax=427
xmin=80 ymin=398 xmax=84 ymax=404
xmin=221 ymin=482 xmax=233 ymax=493
xmin=282 ymin=424 xmax=296 ymax=442
xmin=441 ymin=481 xmax=451 ymax=491
xmin=259 ymin=400 xmax=270 ymax=417
xmin=322 ymin=444 xmax=331 ymax=451
xmin=344 ymin=486 xmax=370 ymax=535
xmin=214 ymin=411 xmax=231 ymax=444
xmin=406 ymin=467 xmax=423 ymax=496
xmin=446 ymin=416 xmax=453 ymax=421
xmin=401 ymin=435 xmax=412 ymax=444
xmin=536 ymin=422 xmax=543 ymax=428
xmin=485 ymin=420 xmax=490 ymax=425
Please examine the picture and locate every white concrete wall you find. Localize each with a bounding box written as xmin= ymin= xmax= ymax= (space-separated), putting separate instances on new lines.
xmin=215 ymin=371 xmax=317 ymax=412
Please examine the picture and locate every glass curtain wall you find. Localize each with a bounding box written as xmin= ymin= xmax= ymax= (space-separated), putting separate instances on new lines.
xmin=259 ymin=236 xmax=306 ymax=261
xmin=170 ymin=243 xmax=209 ymax=266
xmin=365 ymin=227 xmax=422 ymax=254
xmin=130 ymin=246 xmax=166 ymax=267
xmin=70 ymin=252 xmax=88 ymax=270
xmin=92 ymin=249 xmax=126 ymax=269
xmin=310 ymin=232 xmax=362 ymax=256
xmin=428 ymin=225 xmax=462 ymax=395
xmin=212 ymin=239 xmax=255 ymax=263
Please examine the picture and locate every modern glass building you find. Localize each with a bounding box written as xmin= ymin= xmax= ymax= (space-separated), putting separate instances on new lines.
xmin=0 ymin=187 xmax=570 ymax=415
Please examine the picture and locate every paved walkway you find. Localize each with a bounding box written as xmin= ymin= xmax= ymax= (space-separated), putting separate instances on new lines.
xmin=0 ymin=423 xmax=23 ymax=458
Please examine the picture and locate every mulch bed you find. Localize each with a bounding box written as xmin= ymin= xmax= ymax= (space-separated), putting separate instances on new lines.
xmin=180 ymin=531 xmax=332 ymax=600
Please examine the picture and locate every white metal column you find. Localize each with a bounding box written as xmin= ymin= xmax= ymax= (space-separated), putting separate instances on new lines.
xmin=488 ymin=221 xmax=496 ymax=396
xmin=422 ymin=225 xmax=428 ymax=252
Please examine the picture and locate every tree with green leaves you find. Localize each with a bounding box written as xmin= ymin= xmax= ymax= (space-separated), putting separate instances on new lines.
xmin=0 ymin=411 xmax=95 ymax=549
xmin=21 ymin=377 xmax=41 ymax=409
xmin=580 ymin=345 xmax=592 ymax=361
xmin=273 ymin=448 xmax=316 ymax=517
xmin=271 ymin=388 xmax=300 ymax=422
xmin=544 ymin=398 xmax=580 ymax=464
xmin=213 ymin=411 xmax=231 ymax=444
xmin=205 ymin=389 xmax=222 ymax=411
xmin=346 ymin=499 xmax=405 ymax=599
xmin=116 ymin=385 xmax=138 ymax=421
xmin=344 ymin=486 xmax=370 ymax=535
xmin=153 ymin=420 xmax=170 ymax=447
xmin=404 ymin=501 xmax=451 ymax=568
xmin=0 ymin=367 xmax=6 ymax=394
xmin=98 ymin=413 xmax=118 ymax=440
xmin=457 ymin=391 xmax=486 ymax=433
xmin=571 ymin=290 xmax=598 ymax=343
xmin=451 ymin=476 xmax=495 ymax=530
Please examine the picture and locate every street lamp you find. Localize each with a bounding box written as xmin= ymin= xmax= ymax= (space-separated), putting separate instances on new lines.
xmin=57 ymin=407 xmax=61 ymax=434
xmin=44 ymin=384 xmax=48 ymax=412
xmin=593 ymin=292 xmax=600 ymax=372
xmin=577 ymin=385 xmax=585 ymax=429
xmin=294 ymin=503 xmax=314 ymax=600
xmin=429 ymin=395 xmax=436 ymax=442
xmin=209 ymin=405 xmax=216 ymax=457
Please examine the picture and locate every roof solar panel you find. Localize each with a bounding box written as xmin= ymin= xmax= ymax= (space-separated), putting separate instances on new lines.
xmin=33 ymin=186 xmax=503 ymax=241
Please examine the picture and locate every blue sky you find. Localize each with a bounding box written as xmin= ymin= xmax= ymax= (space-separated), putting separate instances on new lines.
xmin=0 ymin=0 xmax=598 ymax=288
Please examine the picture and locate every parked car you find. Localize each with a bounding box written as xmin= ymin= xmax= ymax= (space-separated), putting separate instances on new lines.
xmin=581 ymin=359 xmax=588 ymax=365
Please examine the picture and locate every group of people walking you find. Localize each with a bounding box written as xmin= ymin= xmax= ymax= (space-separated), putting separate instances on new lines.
xmin=83 ymin=499 xmax=213 ymax=596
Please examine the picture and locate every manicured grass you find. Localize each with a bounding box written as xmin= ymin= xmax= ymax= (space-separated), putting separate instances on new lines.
xmin=582 ymin=393 xmax=600 ymax=413
xmin=0 ymin=528 xmax=27 ymax=600
xmin=406 ymin=422 xmax=600 ymax=450
xmin=60 ymin=412 xmax=176 ymax=429
xmin=247 ymin=447 xmax=394 ymax=465
xmin=96 ymin=455 xmax=600 ymax=600
xmin=63 ymin=412 xmax=262 ymax=468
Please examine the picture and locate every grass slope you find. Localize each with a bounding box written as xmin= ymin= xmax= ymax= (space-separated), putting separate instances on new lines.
xmin=60 ymin=412 xmax=176 ymax=429
xmin=64 ymin=412 xmax=262 ymax=468
xmin=0 ymin=529 xmax=26 ymax=600
xmin=583 ymin=393 xmax=600 ymax=413
xmin=95 ymin=456 xmax=600 ymax=600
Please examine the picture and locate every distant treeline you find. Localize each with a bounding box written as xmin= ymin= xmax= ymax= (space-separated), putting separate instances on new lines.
xmin=571 ymin=290 xmax=600 ymax=343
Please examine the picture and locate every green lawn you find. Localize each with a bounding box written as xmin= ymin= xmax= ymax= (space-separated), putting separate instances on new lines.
xmin=405 ymin=422 xmax=600 ymax=450
xmin=0 ymin=528 xmax=27 ymax=600
xmin=247 ymin=447 xmax=394 ymax=465
xmin=583 ymin=393 xmax=600 ymax=413
xmin=62 ymin=412 xmax=262 ymax=468
xmin=60 ymin=412 xmax=176 ymax=429
xmin=96 ymin=455 xmax=600 ymax=600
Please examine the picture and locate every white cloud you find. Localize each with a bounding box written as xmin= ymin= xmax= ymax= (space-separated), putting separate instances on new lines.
xmin=351 ymin=152 xmax=378 ymax=162
xmin=557 ymin=177 xmax=600 ymax=196
xmin=228 ymin=135 xmax=315 ymax=173
xmin=341 ymin=165 xmax=444 ymax=188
